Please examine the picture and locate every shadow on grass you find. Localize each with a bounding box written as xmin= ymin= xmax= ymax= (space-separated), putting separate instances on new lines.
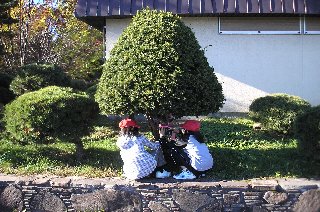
xmin=209 ymin=147 xmax=320 ymax=180
xmin=0 ymin=142 xmax=122 ymax=172
xmin=200 ymin=118 xmax=320 ymax=180
xmin=82 ymin=147 xmax=122 ymax=169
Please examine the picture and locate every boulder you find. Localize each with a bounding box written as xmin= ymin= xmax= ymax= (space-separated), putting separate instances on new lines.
xmin=30 ymin=190 xmax=67 ymax=212
xmin=263 ymin=191 xmax=288 ymax=204
xmin=71 ymin=186 xmax=142 ymax=211
xmin=293 ymin=189 xmax=320 ymax=212
xmin=172 ymin=189 xmax=222 ymax=212
xmin=148 ymin=201 xmax=170 ymax=212
xmin=0 ymin=185 xmax=23 ymax=212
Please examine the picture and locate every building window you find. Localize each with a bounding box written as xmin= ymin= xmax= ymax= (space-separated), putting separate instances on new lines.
xmin=304 ymin=17 xmax=320 ymax=34
xmin=219 ymin=17 xmax=301 ymax=35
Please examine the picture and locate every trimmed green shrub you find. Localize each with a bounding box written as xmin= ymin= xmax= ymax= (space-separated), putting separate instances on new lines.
xmin=249 ymin=93 xmax=311 ymax=135
xmin=10 ymin=63 xmax=70 ymax=96
xmin=70 ymin=78 xmax=90 ymax=91
xmin=3 ymin=86 xmax=99 ymax=159
xmin=294 ymin=105 xmax=320 ymax=161
xmin=96 ymin=9 xmax=224 ymax=138
xmin=86 ymin=84 xmax=97 ymax=99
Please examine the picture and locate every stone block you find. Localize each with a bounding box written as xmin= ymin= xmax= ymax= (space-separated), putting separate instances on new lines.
xmin=70 ymin=178 xmax=105 ymax=189
xmin=244 ymin=195 xmax=260 ymax=200
xmin=32 ymin=179 xmax=50 ymax=186
xmin=250 ymin=179 xmax=279 ymax=191
xmin=243 ymin=192 xmax=262 ymax=196
xmin=219 ymin=181 xmax=249 ymax=189
xmin=244 ymin=200 xmax=262 ymax=206
xmin=223 ymin=193 xmax=241 ymax=205
xmin=278 ymin=179 xmax=319 ymax=191
xmin=49 ymin=177 xmax=71 ymax=187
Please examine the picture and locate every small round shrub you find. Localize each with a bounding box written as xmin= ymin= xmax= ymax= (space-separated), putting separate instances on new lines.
xmin=3 ymin=86 xmax=99 ymax=144
xmin=249 ymin=93 xmax=311 ymax=135
xmin=10 ymin=63 xmax=71 ymax=96
xmin=294 ymin=105 xmax=320 ymax=161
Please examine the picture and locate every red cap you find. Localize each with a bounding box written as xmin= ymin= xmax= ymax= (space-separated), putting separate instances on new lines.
xmin=119 ymin=119 xmax=140 ymax=129
xmin=181 ymin=120 xmax=201 ymax=132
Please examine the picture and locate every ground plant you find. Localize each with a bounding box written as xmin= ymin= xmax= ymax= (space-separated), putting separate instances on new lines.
xmin=0 ymin=116 xmax=318 ymax=180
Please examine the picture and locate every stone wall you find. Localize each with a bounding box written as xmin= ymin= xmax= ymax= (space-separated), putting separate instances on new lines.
xmin=0 ymin=175 xmax=319 ymax=212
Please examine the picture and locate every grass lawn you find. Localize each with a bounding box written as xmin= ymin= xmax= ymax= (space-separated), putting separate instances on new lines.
xmin=0 ymin=115 xmax=319 ymax=180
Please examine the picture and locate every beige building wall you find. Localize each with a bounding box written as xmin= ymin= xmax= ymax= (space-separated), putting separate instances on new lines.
xmin=105 ymin=17 xmax=320 ymax=112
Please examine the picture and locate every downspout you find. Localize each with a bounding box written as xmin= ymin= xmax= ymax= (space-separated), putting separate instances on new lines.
xmin=103 ymin=25 xmax=106 ymax=61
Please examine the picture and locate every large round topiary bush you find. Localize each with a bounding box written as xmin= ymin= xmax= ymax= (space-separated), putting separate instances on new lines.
xmin=249 ymin=93 xmax=311 ymax=135
xmin=10 ymin=63 xmax=71 ymax=96
xmin=3 ymin=86 xmax=99 ymax=159
xmin=294 ymin=105 xmax=320 ymax=161
xmin=95 ymin=9 xmax=224 ymax=138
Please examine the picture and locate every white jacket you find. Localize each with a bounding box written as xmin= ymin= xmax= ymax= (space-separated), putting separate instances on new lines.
xmin=183 ymin=135 xmax=214 ymax=171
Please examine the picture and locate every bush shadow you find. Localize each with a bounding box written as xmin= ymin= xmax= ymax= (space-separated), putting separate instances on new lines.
xmin=208 ymin=146 xmax=320 ymax=181
xmin=0 ymin=142 xmax=122 ymax=172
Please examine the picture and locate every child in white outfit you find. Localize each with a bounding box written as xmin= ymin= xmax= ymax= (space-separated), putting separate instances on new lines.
xmin=173 ymin=120 xmax=214 ymax=180
xmin=116 ymin=118 xmax=160 ymax=180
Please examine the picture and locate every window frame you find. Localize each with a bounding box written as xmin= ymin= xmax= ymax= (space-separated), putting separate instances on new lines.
xmin=303 ymin=16 xmax=320 ymax=35
xmin=218 ymin=16 xmax=302 ymax=35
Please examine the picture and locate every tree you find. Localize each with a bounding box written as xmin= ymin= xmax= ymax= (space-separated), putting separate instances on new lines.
xmin=0 ymin=0 xmax=60 ymax=68
xmin=0 ymin=0 xmax=103 ymax=82
xmin=96 ymin=9 xmax=224 ymax=139
xmin=0 ymin=0 xmax=18 ymax=67
xmin=53 ymin=0 xmax=103 ymax=81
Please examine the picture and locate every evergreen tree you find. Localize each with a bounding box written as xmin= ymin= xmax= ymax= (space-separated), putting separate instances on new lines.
xmin=96 ymin=9 xmax=224 ymax=139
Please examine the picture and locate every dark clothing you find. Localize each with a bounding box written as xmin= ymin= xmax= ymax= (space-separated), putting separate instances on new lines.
xmin=158 ymin=138 xmax=206 ymax=178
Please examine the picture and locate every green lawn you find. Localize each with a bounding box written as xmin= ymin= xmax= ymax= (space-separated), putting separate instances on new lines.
xmin=0 ymin=116 xmax=319 ymax=180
